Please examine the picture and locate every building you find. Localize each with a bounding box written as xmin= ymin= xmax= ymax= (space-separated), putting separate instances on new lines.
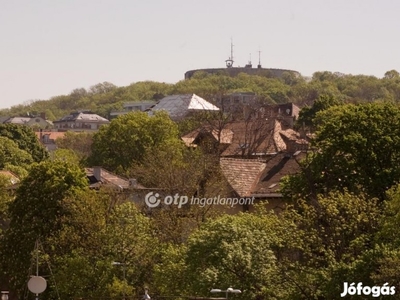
xmin=109 ymin=101 xmax=156 ymax=119
xmin=181 ymin=117 xmax=307 ymax=158
xmin=149 ymin=94 xmax=219 ymax=121
xmin=53 ymin=111 xmax=110 ymax=132
xmin=184 ymin=42 xmax=300 ymax=79
xmin=220 ymin=151 xmax=306 ymax=213
xmin=35 ymin=131 xmax=67 ymax=151
xmin=1 ymin=113 xmax=53 ymax=129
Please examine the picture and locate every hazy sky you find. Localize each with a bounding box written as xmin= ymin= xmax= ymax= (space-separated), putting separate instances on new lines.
xmin=1 ymin=0 xmax=400 ymax=109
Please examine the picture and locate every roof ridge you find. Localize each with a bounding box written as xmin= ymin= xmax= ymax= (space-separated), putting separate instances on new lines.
xmin=220 ymin=157 xmax=265 ymax=163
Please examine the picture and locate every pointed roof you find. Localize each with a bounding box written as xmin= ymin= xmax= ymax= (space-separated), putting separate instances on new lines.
xmin=220 ymin=158 xmax=266 ymax=197
xmin=219 ymin=152 xmax=306 ymax=199
xmin=150 ymin=94 xmax=219 ymax=120
xmin=181 ymin=119 xmax=301 ymax=156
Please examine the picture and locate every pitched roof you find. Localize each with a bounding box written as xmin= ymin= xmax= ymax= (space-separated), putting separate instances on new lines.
xmin=35 ymin=131 xmax=67 ymax=143
xmin=182 ymin=119 xmax=303 ymax=156
xmin=54 ymin=112 xmax=109 ymax=123
xmin=252 ymin=152 xmax=306 ymax=195
xmin=220 ymin=158 xmax=266 ymax=197
xmin=85 ymin=167 xmax=145 ymax=190
xmin=219 ymin=152 xmax=305 ymax=198
xmin=4 ymin=117 xmax=31 ymax=124
xmin=150 ymin=94 xmax=219 ymax=119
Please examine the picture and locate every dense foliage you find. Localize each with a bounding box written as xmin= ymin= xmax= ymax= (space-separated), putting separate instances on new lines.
xmin=2 ymin=69 xmax=400 ymax=120
xmin=3 ymin=71 xmax=400 ymax=299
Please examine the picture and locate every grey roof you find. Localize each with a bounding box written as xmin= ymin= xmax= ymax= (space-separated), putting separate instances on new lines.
xmin=0 ymin=116 xmax=10 ymax=123
xmin=5 ymin=117 xmax=31 ymax=124
xmin=55 ymin=112 xmax=109 ymax=123
xmin=150 ymin=94 xmax=219 ymax=119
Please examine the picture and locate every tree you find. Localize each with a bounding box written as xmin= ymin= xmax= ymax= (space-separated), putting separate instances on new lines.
xmin=284 ymin=102 xmax=400 ymax=201
xmin=295 ymin=94 xmax=343 ymax=130
xmin=384 ymin=69 xmax=400 ymax=80
xmin=279 ymin=191 xmax=381 ymax=299
xmin=55 ymin=131 xmax=93 ymax=164
xmin=183 ymin=210 xmax=298 ymax=300
xmin=51 ymin=201 xmax=156 ymax=300
xmin=0 ymin=136 xmax=34 ymax=168
xmin=0 ymin=160 xmax=88 ymax=296
xmin=89 ymin=111 xmax=180 ymax=173
xmin=0 ymin=124 xmax=48 ymax=162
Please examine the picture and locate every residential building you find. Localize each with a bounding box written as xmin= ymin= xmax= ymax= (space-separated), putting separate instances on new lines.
xmin=1 ymin=113 xmax=53 ymax=129
xmin=181 ymin=118 xmax=308 ymax=158
xmin=35 ymin=131 xmax=67 ymax=151
xmin=109 ymin=101 xmax=156 ymax=119
xmin=85 ymin=167 xmax=149 ymax=204
xmin=220 ymin=151 xmax=306 ymax=213
xmin=53 ymin=111 xmax=110 ymax=132
xmin=148 ymin=94 xmax=219 ymax=120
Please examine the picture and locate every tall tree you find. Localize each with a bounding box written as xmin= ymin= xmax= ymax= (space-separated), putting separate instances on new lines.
xmin=89 ymin=111 xmax=180 ymax=173
xmin=183 ymin=211 xmax=298 ymax=300
xmin=284 ymin=102 xmax=400 ymax=201
xmin=0 ymin=124 xmax=48 ymax=162
xmin=0 ymin=160 xmax=88 ymax=297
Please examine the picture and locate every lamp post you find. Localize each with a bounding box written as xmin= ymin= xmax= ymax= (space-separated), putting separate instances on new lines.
xmin=210 ymin=287 xmax=241 ymax=300
xmin=112 ymin=261 xmax=127 ymax=300
xmin=1 ymin=291 xmax=9 ymax=300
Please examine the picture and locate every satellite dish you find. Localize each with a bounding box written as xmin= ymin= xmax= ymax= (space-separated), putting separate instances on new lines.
xmin=28 ymin=276 xmax=47 ymax=294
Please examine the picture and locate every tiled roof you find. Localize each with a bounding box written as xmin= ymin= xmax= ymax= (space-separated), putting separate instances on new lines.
xmin=252 ymin=152 xmax=306 ymax=195
xmin=182 ymin=119 xmax=298 ymax=156
xmin=35 ymin=131 xmax=67 ymax=143
xmin=219 ymin=152 xmax=306 ymax=198
xmin=150 ymin=94 xmax=219 ymax=119
xmin=220 ymin=158 xmax=266 ymax=197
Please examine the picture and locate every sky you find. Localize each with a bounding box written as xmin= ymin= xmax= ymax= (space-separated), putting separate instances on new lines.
xmin=1 ymin=0 xmax=400 ymax=109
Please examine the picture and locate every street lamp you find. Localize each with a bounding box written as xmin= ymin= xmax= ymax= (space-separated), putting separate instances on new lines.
xmin=210 ymin=287 xmax=241 ymax=300
xmin=1 ymin=291 xmax=9 ymax=300
xmin=112 ymin=261 xmax=127 ymax=300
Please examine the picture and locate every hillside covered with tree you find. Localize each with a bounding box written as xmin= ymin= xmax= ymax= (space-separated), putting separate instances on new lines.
xmin=2 ymin=69 xmax=400 ymax=120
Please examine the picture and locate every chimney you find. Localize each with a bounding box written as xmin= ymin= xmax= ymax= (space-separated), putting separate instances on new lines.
xmin=40 ymin=112 xmax=46 ymax=120
xmin=93 ymin=166 xmax=102 ymax=182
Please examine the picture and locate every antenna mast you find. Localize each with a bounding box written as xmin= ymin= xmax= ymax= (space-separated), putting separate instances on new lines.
xmin=258 ymin=49 xmax=262 ymax=68
xmin=225 ymin=38 xmax=234 ymax=68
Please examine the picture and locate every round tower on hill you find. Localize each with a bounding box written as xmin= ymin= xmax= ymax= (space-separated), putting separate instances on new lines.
xmin=184 ymin=41 xmax=300 ymax=79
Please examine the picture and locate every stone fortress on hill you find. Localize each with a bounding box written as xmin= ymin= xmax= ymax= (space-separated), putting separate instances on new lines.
xmin=184 ymin=41 xmax=300 ymax=79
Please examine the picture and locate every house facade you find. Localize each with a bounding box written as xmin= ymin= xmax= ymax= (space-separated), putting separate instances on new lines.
xmin=53 ymin=111 xmax=110 ymax=131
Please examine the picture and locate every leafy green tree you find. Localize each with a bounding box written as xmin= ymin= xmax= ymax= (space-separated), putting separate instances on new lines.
xmin=183 ymin=210 xmax=298 ymax=300
xmin=0 ymin=136 xmax=34 ymax=168
xmin=296 ymin=94 xmax=343 ymax=130
xmin=0 ymin=160 xmax=88 ymax=297
xmin=55 ymin=131 xmax=93 ymax=164
xmin=284 ymin=102 xmax=400 ymax=201
xmin=281 ymin=191 xmax=381 ymax=299
xmin=89 ymin=111 xmax=180 ymax=173
xmin=0 ymin=124 xmax=48 ymax=162
xmin=384 ymin=69 xmax=400 ymax=80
